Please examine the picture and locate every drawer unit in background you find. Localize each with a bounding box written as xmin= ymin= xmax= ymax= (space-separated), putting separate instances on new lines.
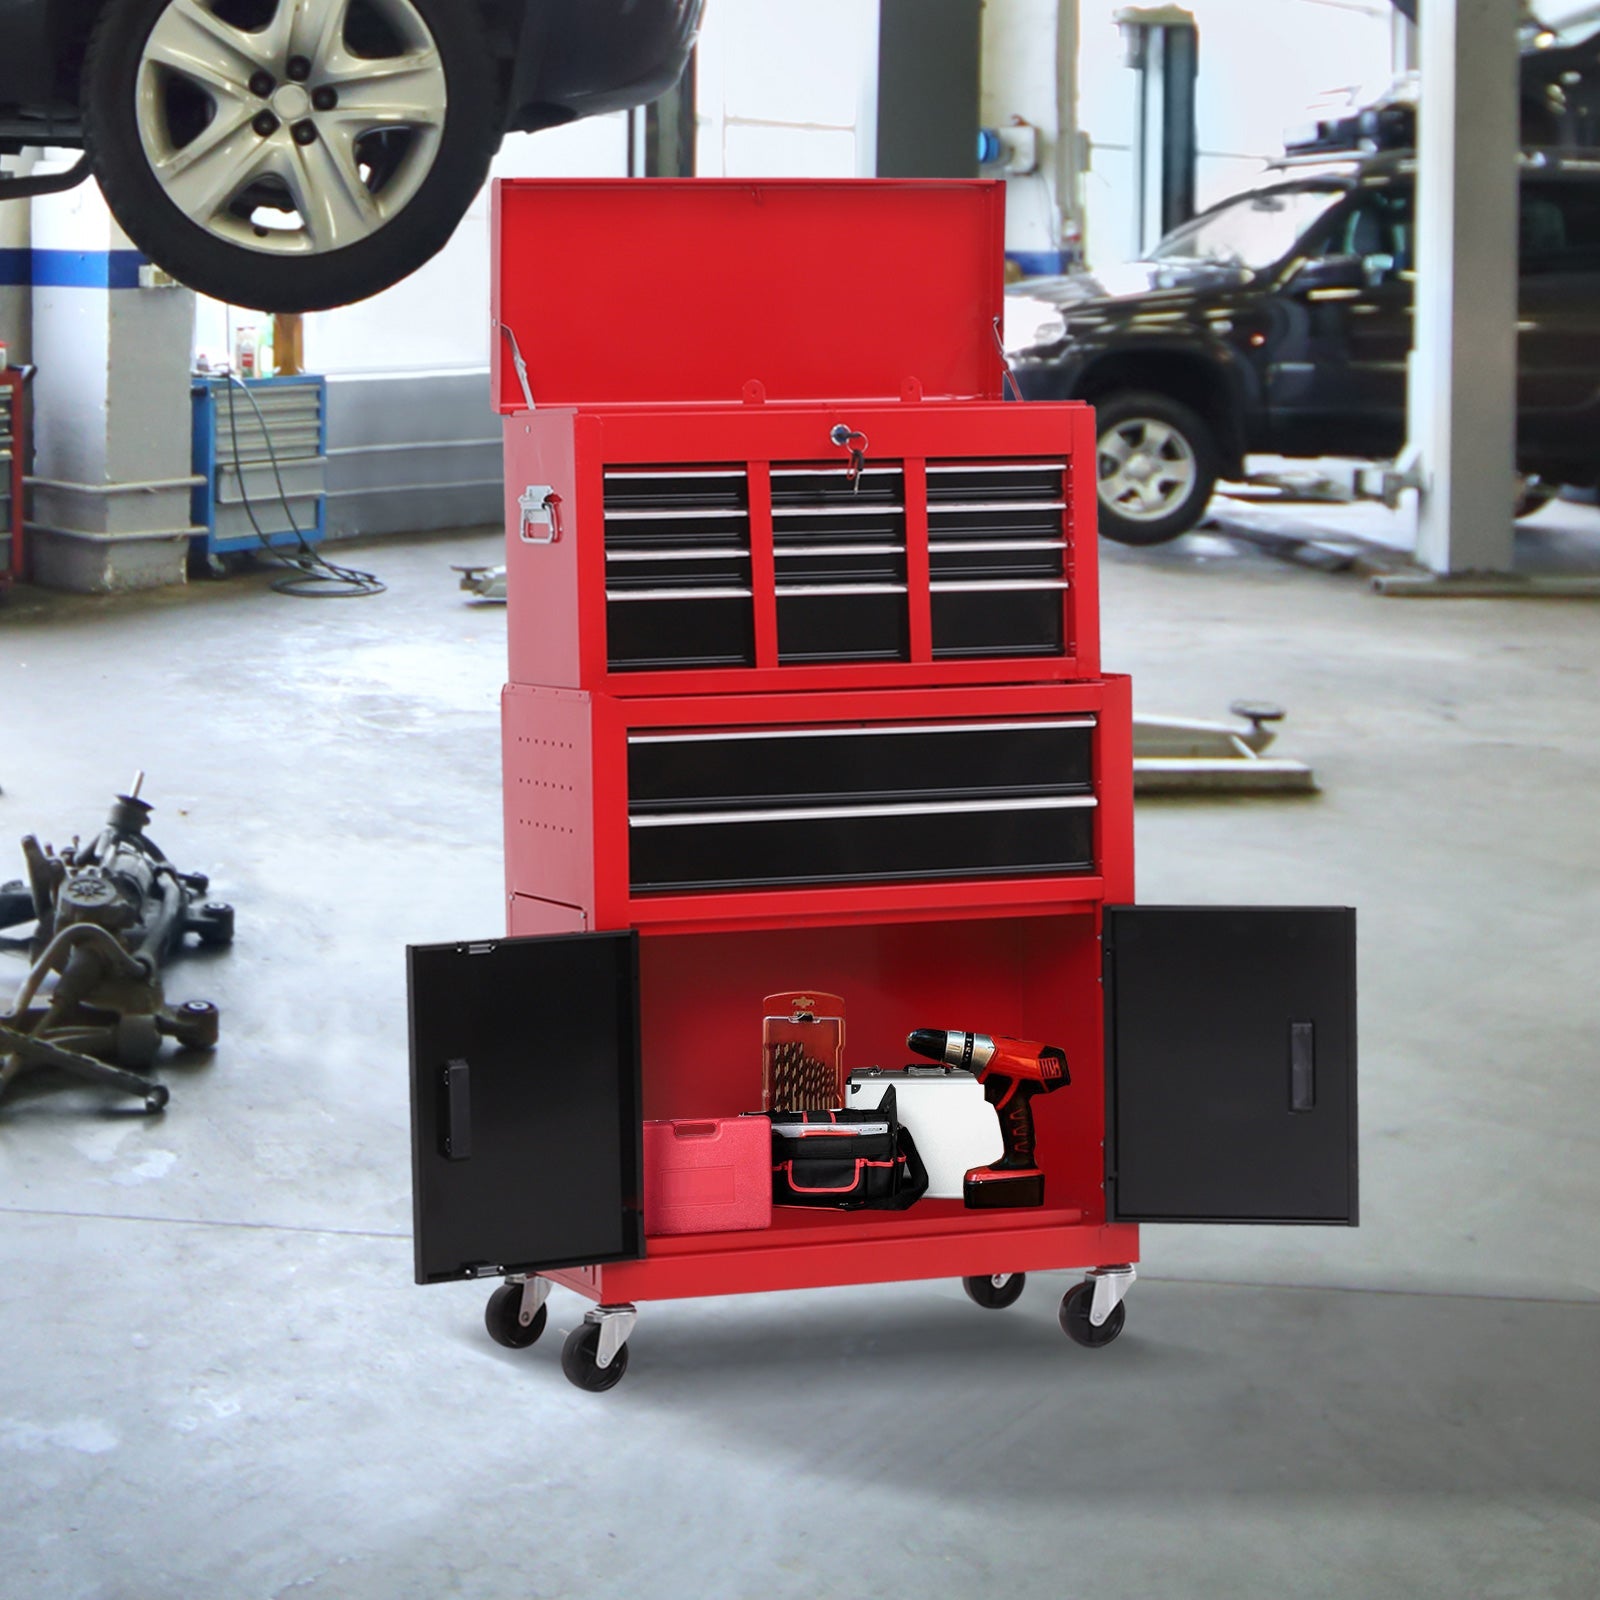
xmin=191 ymin=374 xmax=327 ymax=562
xmin=501 ymin=400 xmax=1099 ymax=698
xmin=502 ymin=678 xmax=1134 ymax=936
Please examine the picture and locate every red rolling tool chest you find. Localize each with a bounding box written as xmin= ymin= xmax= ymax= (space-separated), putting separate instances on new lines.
xmin=408 ymin=180 xmax=1357 ymax=1391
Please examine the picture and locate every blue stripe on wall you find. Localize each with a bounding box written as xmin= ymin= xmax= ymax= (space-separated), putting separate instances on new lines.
xmin=1006 ymin=250 xmax=1071 ymax=279
xmin=0 ymin=249 xmax=150 ymax=288
xmin=31 ymin=249 xmax=148 ymax=289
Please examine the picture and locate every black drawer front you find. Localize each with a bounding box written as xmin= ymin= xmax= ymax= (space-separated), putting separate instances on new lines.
xmin=931 ymin=589 xmax=1066 ymax=658
xmin=607 ymin=596 xmax=756 ymax=672
xmin=605 ymin=466 xmax=748 ymax=512
xmin=630 ymin=801 xmax=1096 ymax=893
xmin=771 ymin=464 xmax=904 ymax=507
xmin=926 ymin=462 xmax=1065 ymax=503
xmin=777 ymin=591 xmax=910 ymax=663
xmin=628 ymin=720 xmax=1095 ymax=812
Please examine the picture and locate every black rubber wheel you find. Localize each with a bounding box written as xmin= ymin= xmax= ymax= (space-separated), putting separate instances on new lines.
xmin=82 ymin=0 xmax=501 ymax=312
xmin=484 ymin=1284 xmax=548 ymax=1350
xmin=560 ymin=1323 xmax=629 ymax=1392
xmin=1093 ymin=390 xmax=1219 ymax=547
xmin=1058 ymin=1281 xmax=1126 ymax=1347
xmin=962 ymin=1272 xmax=1027 ymax=1310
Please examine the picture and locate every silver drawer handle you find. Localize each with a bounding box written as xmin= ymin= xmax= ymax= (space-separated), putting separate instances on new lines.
xmin=605 ymin=468 xmax=747 ymax=480
xmin=773 ymin=543 xmax=906 ymax=557
xmin=604 ymin=506 xmax=748 ymax=521
xmin=930 ymin=578 xmax=1070 ymax=593
xmin=629 ymin=719 xmax=1095 ymax=745
xmin=607 ymin=586 xmax=753 ymax=601
xmin=631 ymin=794 xmax=1099 ymax=827
xmin=776 ymin=582 xmax=907 ymax=597
xmin=926 ymin=461 xmax=1066 ymax=474
xmin=606 ymin=546 xmax=750 ymax=562
xmin=772 ymin=503 xmax=907 ymax=518
xmin=928 ymin=500 xmax=1067 ymax=513
xmin=929 ymin=538 xmax=1066 ymax=553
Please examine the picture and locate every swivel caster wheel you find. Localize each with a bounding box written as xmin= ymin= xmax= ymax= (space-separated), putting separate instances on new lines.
xmin=962 ymin=1272 xmax=1026 ymax=1310
xmin=484 ymin=1281 xmax=548 ymax=1349
xmin=1059 ymin=1280 xmax=1126 ymax=1348
xmin=561 ymin=1323 xmax=630 ymax=1392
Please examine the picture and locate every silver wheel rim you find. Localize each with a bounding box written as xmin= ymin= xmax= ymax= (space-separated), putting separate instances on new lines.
xmin=1098 ymin=417 xmax=1199 ymax=523
xmin=135 ymin=0 xmax=448 ymax=257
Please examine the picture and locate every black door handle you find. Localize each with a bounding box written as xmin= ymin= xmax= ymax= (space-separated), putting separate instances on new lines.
xmin=1290 ymin=1022 xmax=1315 ymax=1112
xmin=442 ymin=1059 xmax=472 ymax=1160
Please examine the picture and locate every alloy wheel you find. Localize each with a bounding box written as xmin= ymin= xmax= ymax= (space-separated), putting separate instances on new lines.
xmin=134 ymin=0 xmax=448 ymax=258
xmin=1098 ymin=417 xmax=1200 ymax=523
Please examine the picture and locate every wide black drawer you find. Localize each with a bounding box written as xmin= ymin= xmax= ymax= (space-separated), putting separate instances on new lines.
xmin=629 ymin=796 xmax=1097 ymax=892
xmin=627 ymin=718 xmax=1096 ymax=812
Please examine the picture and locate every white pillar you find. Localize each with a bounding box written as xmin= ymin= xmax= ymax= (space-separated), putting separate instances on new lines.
xmin=1409 ymin=0 xmax=1521 ymax=576
xmin=29 ymin=172 xmax=197 ymax=593
xmin=0 ymin=156 xmax=32 ymax=362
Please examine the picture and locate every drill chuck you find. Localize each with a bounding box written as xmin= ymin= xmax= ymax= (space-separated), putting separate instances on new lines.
xmin=906 ymin=1028 xmax=993 ymax=1074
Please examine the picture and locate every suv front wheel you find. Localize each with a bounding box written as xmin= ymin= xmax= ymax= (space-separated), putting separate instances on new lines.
xmin=1093 ymin=391 xmax=1219 ymax=547
xmin=83 ymin=0 xmax=501 ymax=313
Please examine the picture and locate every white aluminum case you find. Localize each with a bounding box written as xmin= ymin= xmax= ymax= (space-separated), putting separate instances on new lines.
xmin=845 ymin=1066 xmax=1003 ymax=1199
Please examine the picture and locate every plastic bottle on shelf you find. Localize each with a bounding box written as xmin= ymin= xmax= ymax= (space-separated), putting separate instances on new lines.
xmin=234 ymin=325 xmax=259 ymax=379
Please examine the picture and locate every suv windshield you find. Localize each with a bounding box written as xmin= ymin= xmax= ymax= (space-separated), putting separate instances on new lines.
xmin=1149 ymin=185 xmax=1348 ymax=272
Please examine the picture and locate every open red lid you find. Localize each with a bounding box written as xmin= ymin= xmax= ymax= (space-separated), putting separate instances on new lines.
xmin=491 ymin=178 xmax=1008 ymax=414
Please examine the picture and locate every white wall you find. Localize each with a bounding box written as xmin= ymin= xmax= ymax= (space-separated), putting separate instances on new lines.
xmin=696 ymin=0 xmax=880 ymax=178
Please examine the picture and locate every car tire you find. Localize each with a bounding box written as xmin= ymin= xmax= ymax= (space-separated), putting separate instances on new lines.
xmin=1093 ymin=391 xmax=1219 ymax=547
xmin=82 ymin=0 xmax=501 ymax=312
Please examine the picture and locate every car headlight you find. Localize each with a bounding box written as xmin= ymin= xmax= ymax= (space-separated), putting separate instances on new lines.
xmin=1003 ymin=296 xmax=1068 ymax=357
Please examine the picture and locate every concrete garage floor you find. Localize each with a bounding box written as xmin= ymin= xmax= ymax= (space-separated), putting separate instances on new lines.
xmin=2 ymin=524 xmax=1598 ymax=1600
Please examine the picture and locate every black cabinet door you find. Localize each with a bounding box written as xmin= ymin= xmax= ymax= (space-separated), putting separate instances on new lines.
xmin=1104 ymin=907 xmax=1357 ymax=1225
xmin=408 ymin=931 xmax=644 ymax=1283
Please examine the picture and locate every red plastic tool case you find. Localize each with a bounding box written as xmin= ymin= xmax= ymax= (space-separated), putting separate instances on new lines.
xmin=643 ymin=1117 xmax=772 ymax=1236
xmin=406 ymin=180 xmax=1357 ymax=1375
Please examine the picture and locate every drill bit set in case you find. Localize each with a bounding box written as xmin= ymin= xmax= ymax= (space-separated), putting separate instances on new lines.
xmin=406 ymin=178 xmax=1358 ymax=1390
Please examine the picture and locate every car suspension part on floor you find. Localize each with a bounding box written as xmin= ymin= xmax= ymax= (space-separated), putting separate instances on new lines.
xmin=0 ymin=774 xmax=234 ymax=1113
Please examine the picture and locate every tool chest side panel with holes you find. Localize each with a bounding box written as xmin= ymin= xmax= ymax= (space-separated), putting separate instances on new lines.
xmin=502 ymin=399 xmax=1102 ymax=696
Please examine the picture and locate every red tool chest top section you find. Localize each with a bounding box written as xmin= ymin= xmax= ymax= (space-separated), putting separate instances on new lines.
xmin=492 ymin=179 xmax=1009 ymax=414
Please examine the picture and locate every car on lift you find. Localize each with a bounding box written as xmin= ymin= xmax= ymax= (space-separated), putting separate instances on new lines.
xmin=1006 ymin=148 xmax=1600 ymax=545
xmin=0 ymin=0 xmax=701 ymax=312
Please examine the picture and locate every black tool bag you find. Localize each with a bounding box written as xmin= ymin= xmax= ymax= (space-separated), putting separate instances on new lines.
xmin=769 ymin=1085 xmax=929 ymax=1210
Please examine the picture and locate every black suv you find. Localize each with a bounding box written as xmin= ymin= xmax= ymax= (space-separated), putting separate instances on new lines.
xmin=0 ymin=1 xmax=701 ymax=312
xmin=1007 ymin=150 xmax=1600 ymax=545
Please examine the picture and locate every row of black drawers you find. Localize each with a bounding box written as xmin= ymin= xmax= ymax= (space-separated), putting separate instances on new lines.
xmin=602 ymin=461 xmax=1071 ymax=671
xmin=624 ymin=718 xmax=1096 ymax=893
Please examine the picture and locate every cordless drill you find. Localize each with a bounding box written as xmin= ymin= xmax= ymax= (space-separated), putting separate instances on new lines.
xmin=906 ymin=1029 xmax=1070 ymax=1208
